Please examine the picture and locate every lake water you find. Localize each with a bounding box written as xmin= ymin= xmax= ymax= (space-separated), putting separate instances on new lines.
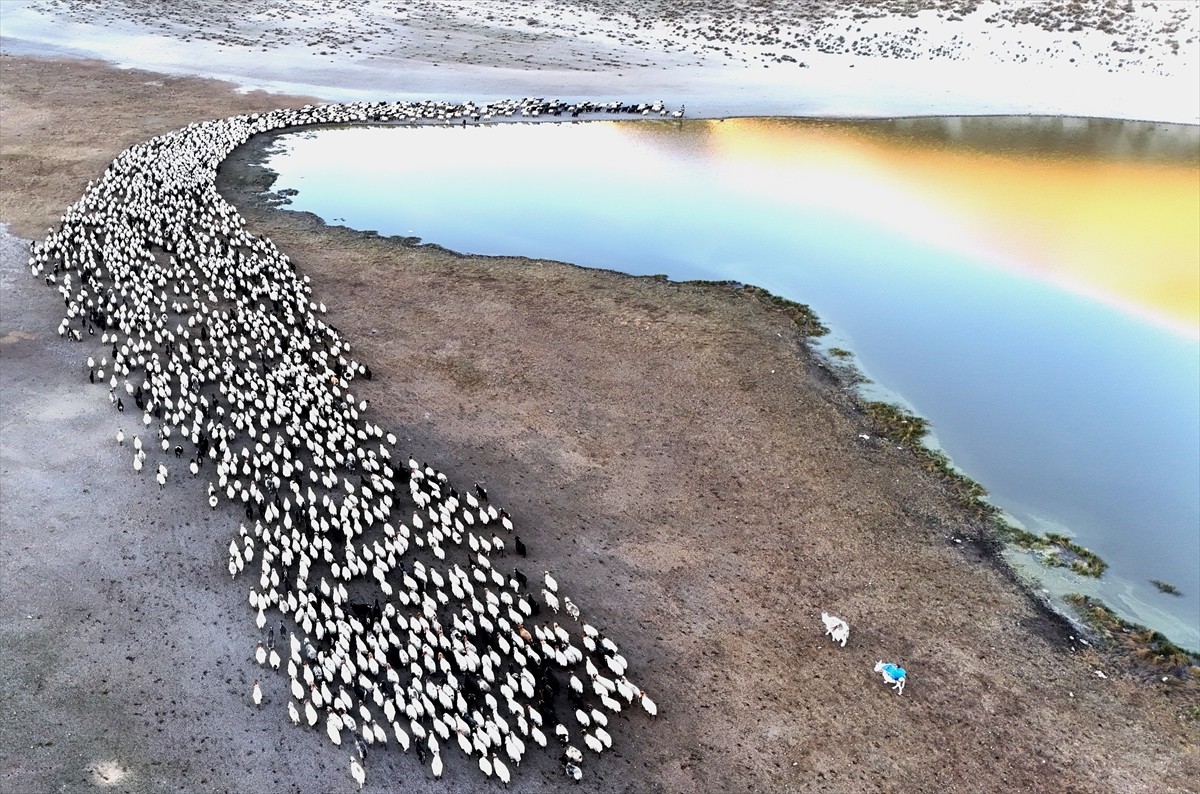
xmin=259 ymin=116 xmax=1200 ymax=649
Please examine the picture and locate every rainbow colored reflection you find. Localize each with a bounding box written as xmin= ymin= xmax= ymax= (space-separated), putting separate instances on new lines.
xmin=264 ymin=117 xmax=1200 ymax=647
xmin=645 ymin=117 xmax=1200 ymax=338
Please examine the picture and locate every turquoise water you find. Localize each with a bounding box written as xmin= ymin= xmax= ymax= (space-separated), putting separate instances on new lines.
xmin=259 ymin=119 xmax=1200 ymax=648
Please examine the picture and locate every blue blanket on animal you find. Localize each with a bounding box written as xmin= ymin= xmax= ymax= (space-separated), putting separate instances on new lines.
xmin=882 ymin=664 xmax=906 ymax=679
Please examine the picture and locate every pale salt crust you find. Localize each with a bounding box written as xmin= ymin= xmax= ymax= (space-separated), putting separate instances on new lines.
xmin=1 ymin=0 xmax=1197 ymax=123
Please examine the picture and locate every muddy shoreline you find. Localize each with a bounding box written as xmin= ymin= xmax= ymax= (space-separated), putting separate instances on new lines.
xmin=215 ymin=116 xmax=1135 ymax=656
xmin=2 ymin=53 xmax=1198 ymax=793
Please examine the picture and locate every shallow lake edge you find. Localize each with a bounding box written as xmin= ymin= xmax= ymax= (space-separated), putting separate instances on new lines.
xmin=216 ymin=120 xmax=1200 ymax=674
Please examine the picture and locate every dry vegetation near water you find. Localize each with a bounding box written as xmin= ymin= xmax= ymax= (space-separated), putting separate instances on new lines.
xmin=1 ymin=53 xmax=1198 ymax=793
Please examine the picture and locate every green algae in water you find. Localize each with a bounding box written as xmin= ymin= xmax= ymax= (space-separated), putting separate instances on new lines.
xmin=858 ymin=398 xmax=1108 ymax=577
xmin=995 ymin=525 xmax=1108 ymax=578
xmin=1151 ymin=579 xmax=1183 ymax=596
xmin=1065 ymin=593 xmax=1200 ymax=674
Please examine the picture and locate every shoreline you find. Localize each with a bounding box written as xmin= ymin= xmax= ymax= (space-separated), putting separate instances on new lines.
xmin=4 ymin=35 xmax=1197 ymax=127
xmin=2 ymin=43 xmax=1198 ymax=794
xmin=228 ymin=115 xmax=1199 ymax=655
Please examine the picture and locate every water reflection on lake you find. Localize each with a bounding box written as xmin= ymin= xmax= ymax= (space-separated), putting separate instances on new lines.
xmin=262 ymin=116 xmax=1200 ymax=648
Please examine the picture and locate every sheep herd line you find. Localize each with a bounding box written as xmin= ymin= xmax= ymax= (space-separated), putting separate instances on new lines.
xmin=28 ymin=98 xmax=674 ymax=787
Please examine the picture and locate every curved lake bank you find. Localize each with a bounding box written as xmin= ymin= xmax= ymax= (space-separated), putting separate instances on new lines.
xmin=256 ymin=116 xmax=1200 ymax=649
xmin=4 ymin=48 xmax=1198 ymax=791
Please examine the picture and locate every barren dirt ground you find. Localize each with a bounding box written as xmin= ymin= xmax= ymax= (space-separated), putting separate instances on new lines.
xmin=1 ymin=54 xmax=1197 ymax=794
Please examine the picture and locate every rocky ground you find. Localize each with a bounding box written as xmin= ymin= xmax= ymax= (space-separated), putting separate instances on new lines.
xmin=1 ymin=3 xmax=1198 ymax=792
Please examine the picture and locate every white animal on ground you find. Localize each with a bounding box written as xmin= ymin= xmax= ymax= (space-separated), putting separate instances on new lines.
xmin=821 ymin=612 xmax=850 ymax=647
xmin=327 ymin=713 xmax=342 ymax=745
xmin=350 ymin=756 xmax=365 ymax=789
xmin=584 ymin=732 xmax=603 ymax=754
xmin=874 ymin=660 xmax=907 ymax=695
xmin=493 ymin=755 xmax=511 ymax=786
xmin=638 ymin=690 xmax=657 ymax=717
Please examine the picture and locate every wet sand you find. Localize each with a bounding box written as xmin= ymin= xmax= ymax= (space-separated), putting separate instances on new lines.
xmin=1 ymin=47 xmax=1198 ymax=794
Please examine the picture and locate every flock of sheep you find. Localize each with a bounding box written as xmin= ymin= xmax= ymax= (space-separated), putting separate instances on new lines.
xmin=29 ymin=91 xmax=910 ymax=788
xmin=29 ymin=97 xmax=678 ymax=787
